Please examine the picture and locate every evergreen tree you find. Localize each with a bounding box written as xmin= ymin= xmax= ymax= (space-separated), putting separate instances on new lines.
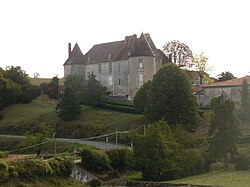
xmin=241 ymin=79 xmax=250 ymax=122
xmin=145 ymin=64 xmax=199 ymax=132
xmin=133 ymin=80 xmax=151 ymax=113
xmin=84 ymin=73 xmax=106 ymax=106
xmin=209 ymin=95 xmax=240 ymax=171
xmin=55 ymin=75 xmax=83 ymax=121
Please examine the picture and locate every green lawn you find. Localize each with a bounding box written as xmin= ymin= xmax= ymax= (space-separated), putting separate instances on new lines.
xmin=168 ymin=170 xmax=250 ymax=187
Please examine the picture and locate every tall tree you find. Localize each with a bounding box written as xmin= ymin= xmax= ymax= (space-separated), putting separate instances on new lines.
xmin=84 ymin=73 xmax=106 ymax=106
xmin=209 ymin=95 xmax=240 ymax=171
xmin=241 ymin=79 xmax=250 ymax=122
xmin=217 ymin=71 xmax=236 ymax=82
xmin=189 ymin=52 xmax=210 ymax=85
xmin=145 ymin=64 xmax=199 ymax=132
xmin=55 ymin=75 xmax=83 ymax=121
xmin=163 ymin=40 xmax=193 ymax=68
xmin=3 ymin=66 xmax=30 ymax=86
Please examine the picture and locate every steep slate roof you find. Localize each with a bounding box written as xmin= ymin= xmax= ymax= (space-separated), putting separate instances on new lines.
xmin=202 ymin=76 xmax=250 ymax=87
xmin=64 ymin=43 xmax=84 ymax=65
xmin=64 ymin=33 xmax=170 ymax=66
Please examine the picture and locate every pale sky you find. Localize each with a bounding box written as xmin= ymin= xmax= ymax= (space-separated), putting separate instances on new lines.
xmin=0 ymin=0 xmax=249 ymax=78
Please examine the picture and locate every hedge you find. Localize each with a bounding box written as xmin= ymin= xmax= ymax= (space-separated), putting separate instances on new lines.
xmin=98 ymin=103 xmax=136 ymax=114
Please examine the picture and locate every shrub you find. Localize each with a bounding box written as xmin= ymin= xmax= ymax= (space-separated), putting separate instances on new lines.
xmin=87 ymin=178 xmax=103 ymax=187
xmin=14 ymin=159 xmax=52 ymax=179
xmin=235 ymin=154 xmax=250 ymax=170
xmin=49 ymin=156 xmax=74 ymax=176
xmin=0 ymin=161 xmax=9 ymax=183
xmin=80 ymin=148 xmax=112 ymax=173
xmin=0 ymin=151 xmax=9 ymax=159
xmin=98 ymin=103 xmax=136 ymax=113
xmin=8 ymin=166 xmax=18 ymax=178
xmin=106 ymin=148 xmax=133 ymax=170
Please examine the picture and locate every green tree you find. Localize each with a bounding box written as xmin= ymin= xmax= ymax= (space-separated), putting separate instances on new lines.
xmin=133 ymin=80 xmax=151 ymax=113
xmin=134 ymin=120 xmax=181 ymax=181
xmin=84 ymin=73 xmax=106 ymax=106
xmin=3 ymin=66 xmax=30 ymax=86
xmin=209 ymin=95 xmax=240 ymax=171
xmin=189 ymin=52 xmax=211 ymax=85
xmin=217 ymin=71 xmax=236 ymax=82
xmin=55 ymin=75 xmax=83 ymax=121
xmin=42 ymin=77 xmax=59 ymax=100
xmin=146 ymin=64 xmax=199 ymax=132
xmin=241 ymin=79 xmax=250 ymax=122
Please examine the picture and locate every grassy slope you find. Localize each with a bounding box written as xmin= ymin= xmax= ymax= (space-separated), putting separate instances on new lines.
xmin=169 ymin=170 xmax=250 ymax=187
xmin=0 ymin=95 xmax=145 ymax=133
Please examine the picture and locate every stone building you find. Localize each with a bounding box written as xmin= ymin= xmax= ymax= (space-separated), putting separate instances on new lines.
xmin=64 ymin=33 xmax=170 ymax=98
xmin=197 ymin=76 xmax=250 ymax=107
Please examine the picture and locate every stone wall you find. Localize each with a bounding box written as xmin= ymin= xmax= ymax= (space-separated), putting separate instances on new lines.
xmin=71 ymin=165 xmax=97 ymax=183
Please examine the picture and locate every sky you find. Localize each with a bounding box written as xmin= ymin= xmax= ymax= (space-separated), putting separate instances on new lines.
xmin=0 ymin=0 xmax=250 ymax=78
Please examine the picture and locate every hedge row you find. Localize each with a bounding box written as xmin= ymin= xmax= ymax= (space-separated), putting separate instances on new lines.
xmin=98 ymin=103 xmax=136 ymax=114
xmin=103 ymin=100 xmax=134 ymax=108
xmin=0 ymin=156 xmax=73 ymax=184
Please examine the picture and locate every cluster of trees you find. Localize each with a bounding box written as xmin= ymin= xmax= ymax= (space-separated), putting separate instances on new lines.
xmin=133 ymin=62 xmax=241 ymax=180
xmin=0 ymin=66 xmax=40 ymax=111
xmin=56 ymin=73 xmax=106 ymax=121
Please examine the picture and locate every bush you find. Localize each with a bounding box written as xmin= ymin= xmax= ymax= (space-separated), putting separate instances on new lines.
xmin=87 ymin=178 xmax=103 ymax=187
xmin=80 ymin=148 xmax=112 ymax=173
xmin=47 ymin=156 xmax=74 ymax=176
xmin=235 ymin=154 xmax=250 ymax=170
xmin=103 ymin=100 xmax=134 ymax=108
xmin=106 ymin=148 xmax=133 ymax=170
xmin=0 ymin=161 xmax=9 ymax=183
xmin=14 ymin=159 xmax=52 ymax=179
xmin=0 ymin=151 xmax=9 ymax=159
xmin=8 ymin=166 xmax=18 ymax=178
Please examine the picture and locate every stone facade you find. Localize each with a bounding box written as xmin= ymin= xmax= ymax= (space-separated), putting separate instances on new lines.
xmin=64 ymin=33 xmax=170 ymax=98
xmin=197 ymin=76 xmax=250 ymax=107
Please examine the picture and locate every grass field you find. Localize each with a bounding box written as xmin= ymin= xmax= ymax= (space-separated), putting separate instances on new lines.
xmin=0 ymin=95 xmax=145 ymax=137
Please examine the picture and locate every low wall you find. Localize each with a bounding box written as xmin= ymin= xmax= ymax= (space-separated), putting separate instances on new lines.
xmin=71 ymin=165 xmax=97 ymax=183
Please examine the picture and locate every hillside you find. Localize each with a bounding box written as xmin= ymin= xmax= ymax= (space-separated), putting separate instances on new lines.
xmin=0 ymin=95 xmax=145 ymax=138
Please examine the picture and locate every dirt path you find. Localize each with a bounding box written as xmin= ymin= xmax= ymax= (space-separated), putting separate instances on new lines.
xmin=0 ymin=154 xmax=35 ymax=163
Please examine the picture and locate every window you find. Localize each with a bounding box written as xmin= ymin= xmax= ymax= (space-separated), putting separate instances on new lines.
xmin=160 ymin=59 xmax=163 ymax=66
xmin=108 ymin=63 xmax=112 ymax=74
xmin=139 ymin=58 xmax=144 ymax=69
xmin=118 ymin=63 xmax=121 ymax=73
xmin=118 ymin=79 xmax=121 ymax=85
xmin=98 ymin=64 xmax=102 ymax=73
xmin=71 ymin=66 xmax=76 ymax=74
xmin=109 ymin=75 xmax=113 ymax=86
xmin=139 ymin=73 xmax=144 ymax=86
xmin=108 ymin=54 xmax=111 ymax=61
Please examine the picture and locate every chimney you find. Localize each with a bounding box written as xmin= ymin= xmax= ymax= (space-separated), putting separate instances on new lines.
xmin=68 ymin=43 xmax=71 ymax=57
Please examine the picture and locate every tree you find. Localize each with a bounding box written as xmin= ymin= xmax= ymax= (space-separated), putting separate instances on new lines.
xmin=55 ymin=75 xmax=83 ymax=121
xmin=42 ymin=76 xmax=59 ymax=100
xmin=134 ymin=120 xmax=181 ymax=181
xmin=84 ymin=73 xmax=106 ymax=106
xmin=163 ymin=40 xmax=193 ymax=68
xmin=189 ymin=52 xmax=211 ymax=85
xmin=145 ymin=64 xmax=199 ymax=132
xmin=209 ymin=95 xmax=240 ymax=171
xmin=3 ymin=66 xmax=30 ymax=86
xmin=217 ymin=71 xmax=236 ymax=82
xmin=133 ymin=80 xmax=151 ymax=113
xmin=241 ymin=79 xmax=250 ymax=122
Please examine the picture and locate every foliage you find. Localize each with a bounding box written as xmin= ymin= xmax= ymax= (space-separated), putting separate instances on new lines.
xmin=235 ymin=154 xmax=250 ymax=170
xmin=80 ymin=147 xmax=112 ymax=173
xmin=133 ymin=80 xmax=151 ymax=113
xmin=0 ymin=161 xmax=9 ymax=184
xmin=14 ymin=159 xmax=52 ymax=179
xmin=189 ymin=52 xmax=210 ymax=84
xmin=106 ymin=148 xmax=133 ymax=170
xmin=47 ymin=156 xmax=74 ymax=176
xmin=84 ymin=73 xmax=106 ymax=106
xmin=208 ymin=95 xmax=240 ymax=171
xmin=87 ymin=178 xmax=103 ymax=187
xmin=145 ymin=64 xmax=199 ymax=132
xmin=41 ymin=77 xmax=59 ymax=100
xmin=55 ymin=75 xmax=82 ymax=121
xmin=0 ymin=151 xmax=9 ymax=159
xmin=134 ymin=120 xmax=181 ymax=181
xmin=21 ymin=85 xmax=41 ymax=103
xmin=98 ymin=102 xmax=135 ymax=113
xmin=3 ymin=66 xmax=30 ymax=86
xmin=217 ymin=71 xmax=236 ymax=82
xmin=241 ymin=79 xmax=250 ymax=122
xmin=163 ymin=40 xmax=193 ymax=68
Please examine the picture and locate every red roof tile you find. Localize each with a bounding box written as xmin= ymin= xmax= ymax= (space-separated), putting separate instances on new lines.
xmin=202 ymin=76 xmax=250 ymax=87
